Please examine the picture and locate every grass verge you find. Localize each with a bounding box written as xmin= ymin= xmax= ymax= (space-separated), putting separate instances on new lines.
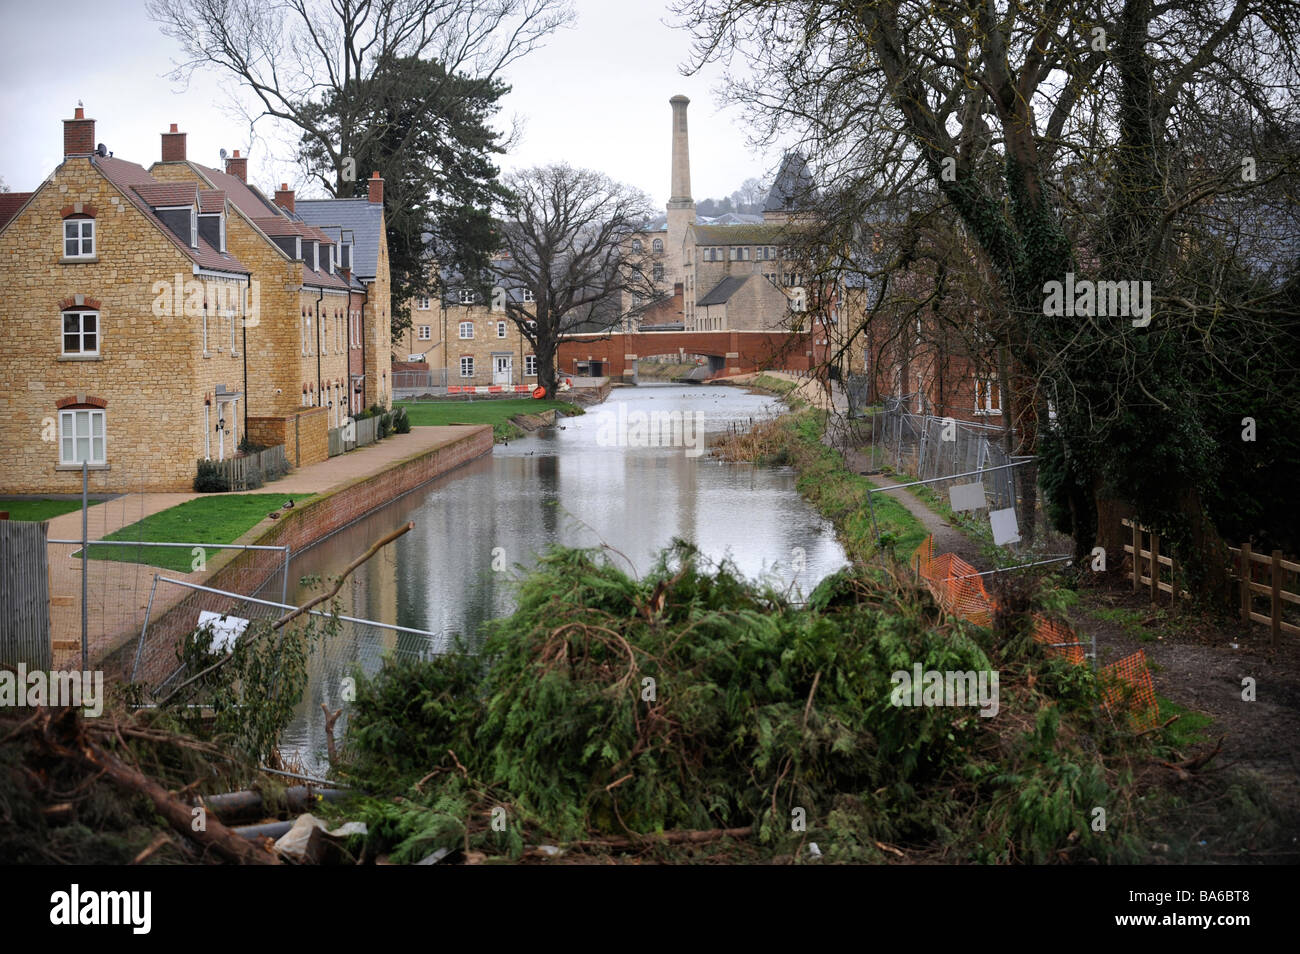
xmin=397 ymin=397 xmax=583 ymax=443
xmin=0 ymin=498 xmax=85 ymax=522
xmin=713 ymin=408 xmax=929 ymax=564
xmin=76 ymin=494 xmax=312 ymax=572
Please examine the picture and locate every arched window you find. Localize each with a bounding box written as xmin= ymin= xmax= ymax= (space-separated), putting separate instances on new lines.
xmin=632 ymin=239 xmax=643 ymax=253
xmin=652 ymin=238 xmax=664 ymax=254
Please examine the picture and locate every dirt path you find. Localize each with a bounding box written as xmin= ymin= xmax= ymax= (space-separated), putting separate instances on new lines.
xmin=1068 ymin=586 xmax=1300 ymax=824
xmin=831 ymin=437 xmax=989 ymax=570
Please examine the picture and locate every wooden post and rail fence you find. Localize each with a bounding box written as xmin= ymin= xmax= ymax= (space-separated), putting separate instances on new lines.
xmin=1121 ymin=518 xmax=1297 ymax=645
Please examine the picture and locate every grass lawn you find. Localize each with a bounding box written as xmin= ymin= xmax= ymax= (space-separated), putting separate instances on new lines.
xmin=397 ymin=398 xmax=583 ymax=441
xmin=76 ymin=493 xmax=312 ymax=572
xmin=0 ymin=498 xmax=85 ymax=522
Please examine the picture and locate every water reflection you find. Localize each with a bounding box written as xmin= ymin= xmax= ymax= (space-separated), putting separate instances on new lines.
xmin=281 ymin=384 xmax=847 ymax=770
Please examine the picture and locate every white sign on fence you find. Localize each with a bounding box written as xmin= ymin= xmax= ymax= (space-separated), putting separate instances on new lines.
xmin=949 ymin=481 xmax=987 ymax=513
xmin=197 ymin=610 xmax=250 ymax=654
xmin=989 ymin=508 xmax=1022 ymax=546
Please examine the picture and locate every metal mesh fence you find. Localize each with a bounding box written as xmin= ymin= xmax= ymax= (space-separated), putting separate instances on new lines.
xmin=46 ymin=533 xmax=291 ymax=676
xmin=132 ymin=576 xmax=451 ymax=700
xmin=831 ymin=395 xmax=1028 ymax=515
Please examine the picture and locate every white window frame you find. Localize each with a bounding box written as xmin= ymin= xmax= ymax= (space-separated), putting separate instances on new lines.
xmin=652 ymin=238 xmax=664 ymax=254
xmin=525 ymin=354 xmax=537 ymax=376
xmin=460 ymin=356 xmax=475 ymax=378
xmin=458 ymin=288 xmax=477 ymax=305
xmin=417 ymin=325 xmax=431 ymax=341
xmin=204 ymin=404 xmax=211 ymax=460
xmin=418 ymin=297 xmax=431 ymax=310
xmin=63 ymin=218 xmax=95 ymax=259
xmin=522 ymin=288 xmax=536 ymax=303
xmin=975 ymin=377 xmax=1002 ymax=416
xmin=459 ymin=321 xmax=474 ymax=339
xmin=497 ymin=321 xmax=507 ymax=338
xmin=61 ymin=309 xmax=99 ymax=356
xmin=632 ymin=239 xmax=642 ymax=253
xmin=59 ymin=408 xmax=106 ymax=466
xmin=190 ymin=209 xmax=199 ymax=248
xmin=653 ymin=263 xmax=664 ymax=282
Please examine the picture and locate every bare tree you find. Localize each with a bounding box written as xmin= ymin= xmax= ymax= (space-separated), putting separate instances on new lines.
xmin=491 ymin=165 xmax=665 ymax=396
xmin=148 ymin=0 xmax=574 ymax=194
xmin=674 ymin=0 xmax=1300 ymax=593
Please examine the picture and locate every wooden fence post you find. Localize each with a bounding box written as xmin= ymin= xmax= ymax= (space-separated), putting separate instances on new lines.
xmin=1240 ymin=542 xmax=1252 ymax=625
xmin=1271 ymin=549 xmax=1283 ymax=647
xmin=1132 ymin=522 xmax=1140 ymax=593
xmin=1170 ymin=555 xmax=1178 ymax=607
xmin=1150 ymin=531 xmax=1160 ymax=604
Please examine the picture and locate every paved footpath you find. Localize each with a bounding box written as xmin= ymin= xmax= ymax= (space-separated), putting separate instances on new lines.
xmin=44 ymin=426 xmax=479 ymax=667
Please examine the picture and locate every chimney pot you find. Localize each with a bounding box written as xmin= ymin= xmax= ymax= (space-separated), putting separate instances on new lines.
xmin=169 ymin=123 xmax=178 ymax=132
xmin=74 ymin=107 xmax=84 ymax=119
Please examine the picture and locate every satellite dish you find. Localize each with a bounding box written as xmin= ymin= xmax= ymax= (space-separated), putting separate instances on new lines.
xmin=219 ymin=148 xmax=228 ymax=160
xmin=95 ymin=143 xmax=107 ymax=157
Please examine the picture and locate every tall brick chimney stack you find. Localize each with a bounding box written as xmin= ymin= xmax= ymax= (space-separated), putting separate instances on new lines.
xmin=368 ymin=171 xmax=384 ymax=204
xmin=664 ymin=95 xmax=695 ymax=290
xmin=161 ymin=123 xmax=187 ymax=162
xmin=274 ymin=183 xmax=294 ymax=214
xmin=225 ymin=149 xmax=248 ymax=183
xmin=63 ymin=106 xmax=96 ymax=158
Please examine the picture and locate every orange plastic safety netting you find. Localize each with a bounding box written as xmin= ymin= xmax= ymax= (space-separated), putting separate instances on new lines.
xmin=1101 ymin=649 xmax=1160 ymax=731
xmin=914 ymin=537 xmax=994 ymax=627
xmin=909 ymin=537 xmax=1158 ymax=731
xmin=1031 ymin=614 xmax=1087 ymax=665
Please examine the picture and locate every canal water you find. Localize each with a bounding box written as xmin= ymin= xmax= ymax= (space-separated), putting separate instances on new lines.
xmin=279 ymin=383 xmax=847 ymax=771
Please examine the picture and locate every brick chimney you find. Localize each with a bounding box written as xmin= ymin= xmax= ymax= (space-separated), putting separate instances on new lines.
xmin=63 ymin=106 xmax=96 ymax=158
xmin=368 ymin=171 xmax=384 ymax=204
xmin=161 ymin=123 xmax=187 ymax=162
xmin=225 ymin=149 xmax=248 ymax=183
xmin=274 ymin=182 xmax=294 ymax=214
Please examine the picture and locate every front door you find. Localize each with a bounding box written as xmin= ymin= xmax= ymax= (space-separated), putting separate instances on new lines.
xmin=493 ymin=355 xmax=513 ymax=385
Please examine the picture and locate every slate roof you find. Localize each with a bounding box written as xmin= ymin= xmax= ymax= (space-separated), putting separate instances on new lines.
xmin=692 ymin=223 xmax=790 ymax=245
xmin=95 ymin=157 xmax=249 ymax=276
xmin=295 ymin=197 xmax=385 ymax=281
xmin=0 ymin=192 xmax=34 ymax=231
xmin=696 ymin=274 xmax=751 ymax=306
xmin=764 ymin=152 xmax=818 ymax=213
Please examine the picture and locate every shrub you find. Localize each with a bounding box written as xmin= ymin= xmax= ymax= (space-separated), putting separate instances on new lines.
xmin=393 ymin=406 xmax=411 ymax=434
xmin=193 ymin=460 xmax=229 ymax=493
xmin=378 ymin=412 xmax=393 ymax=439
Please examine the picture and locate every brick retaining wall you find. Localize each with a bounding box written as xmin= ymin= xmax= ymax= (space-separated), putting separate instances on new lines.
xmin=118 ymin=425 xmax=492 ymax=684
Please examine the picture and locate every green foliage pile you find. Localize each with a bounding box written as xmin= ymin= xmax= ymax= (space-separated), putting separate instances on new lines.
xmin=340 ymin=542 xmax=1156 ymax=863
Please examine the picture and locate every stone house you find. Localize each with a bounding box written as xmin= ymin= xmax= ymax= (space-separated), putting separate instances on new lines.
xmin=0 ymin=108 xmax=254 ymax=493
xmin=397 ymin=278 xmax=541 ymax=389
xmin=148 ymin=128 xmax=390 ymax=461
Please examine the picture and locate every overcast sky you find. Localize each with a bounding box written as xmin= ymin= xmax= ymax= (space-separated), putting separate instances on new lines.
xmin=0 ymin=0 xmax=784 ymax=207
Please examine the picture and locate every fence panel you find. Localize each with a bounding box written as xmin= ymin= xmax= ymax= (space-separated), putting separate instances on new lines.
xmin=0 ymin=520 xmax=51 ymax=669
xmin=393 ymin=368 xmax=447 ymax=397
xmin=328 ymin=427 xmax=344 ymax=458
xmin=355 ymin=416 xmax=378 ymax=447
xmin=202 ymin=444 xmax=289 ymax=491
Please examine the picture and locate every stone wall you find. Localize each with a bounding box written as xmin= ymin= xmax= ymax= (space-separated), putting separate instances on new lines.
xmin=0 ymin=156 xmax=215 ymax=493
xmin=442 ymin=303 xmax=539 ymax=387
xmin=149 ymin=160 xmax=305 ymax=420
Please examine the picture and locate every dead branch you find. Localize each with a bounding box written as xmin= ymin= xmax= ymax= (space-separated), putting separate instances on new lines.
xmin=157 ymin=522 xmax=413 ymax=705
